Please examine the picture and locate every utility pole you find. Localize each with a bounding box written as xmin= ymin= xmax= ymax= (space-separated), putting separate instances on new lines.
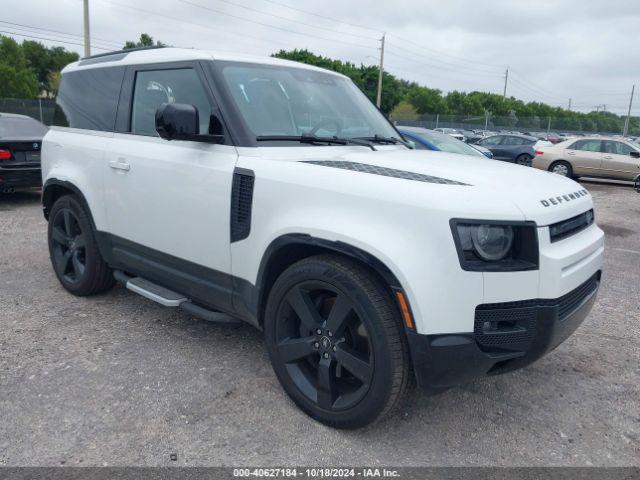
xmin=83 ymin=0 xmax=91 ymax=57
xmin=502 ymin=67 xmax=509 ymax=99
xmin=376 ymin=34 xmax=385 ymax=108
xmin=568 ymin=98 xmax=572 ymax=111
xmin=623 ymin=85 xmax=635 ymax=136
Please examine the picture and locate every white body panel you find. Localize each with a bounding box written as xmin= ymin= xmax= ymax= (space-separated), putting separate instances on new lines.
xmin=103 ymin=133 xmax=237 ymax=272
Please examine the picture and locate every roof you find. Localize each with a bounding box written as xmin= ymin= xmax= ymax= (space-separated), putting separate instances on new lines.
xmin=63 ymin=47 xmax=346 ymax=78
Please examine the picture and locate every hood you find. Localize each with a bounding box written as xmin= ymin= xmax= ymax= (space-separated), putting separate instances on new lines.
xmin=278 ymin=146 xmax=593 ymax=226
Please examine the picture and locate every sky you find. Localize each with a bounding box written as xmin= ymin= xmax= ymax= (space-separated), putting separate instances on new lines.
xmin=2 ymin=0 xmax=640 ymax=115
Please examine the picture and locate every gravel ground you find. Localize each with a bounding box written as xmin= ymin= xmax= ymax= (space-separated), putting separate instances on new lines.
xmin=0 ymin=180 xmax=638 ymax=467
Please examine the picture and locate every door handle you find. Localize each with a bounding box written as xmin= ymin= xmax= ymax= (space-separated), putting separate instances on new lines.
xmin=566 ymin=151 xmax=576 ymax=155
xmin=603 ymin=155 xmax=613 ymax=160
xmin=108 ymin=159 xmax=130 ymax=171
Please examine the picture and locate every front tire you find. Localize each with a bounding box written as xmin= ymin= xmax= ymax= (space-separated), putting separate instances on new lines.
xmin=47 ymin=195 xmax=115 ymax=296
xmin=264 ymin=255 xmax=412 ymax=429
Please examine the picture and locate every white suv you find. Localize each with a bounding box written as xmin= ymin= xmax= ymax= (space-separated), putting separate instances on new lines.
xmin=42 ymin=47 xmax=604 ymax=429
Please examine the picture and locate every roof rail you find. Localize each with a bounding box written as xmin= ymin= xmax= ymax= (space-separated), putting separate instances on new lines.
xmin=81 ymin=45 xmax=166 ymax=61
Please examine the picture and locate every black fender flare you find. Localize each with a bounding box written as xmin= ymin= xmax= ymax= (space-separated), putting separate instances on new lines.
xmin=233 ymin=233 xmax=407 ymax=327
xmin=42 ymin=179 xmax=96 ymax=229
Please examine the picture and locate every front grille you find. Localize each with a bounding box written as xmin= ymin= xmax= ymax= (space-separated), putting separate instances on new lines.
xmin=556 ymin=273 xmax=599 ymax=319
xmin=549 ymin=209 xmax=594 ymax=243
xmin=474 ymin=272 xmax=600 ymax=350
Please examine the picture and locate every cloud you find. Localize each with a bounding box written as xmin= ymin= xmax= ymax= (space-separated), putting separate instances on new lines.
xmin=3 ymin=0 xmax=639 ymax=114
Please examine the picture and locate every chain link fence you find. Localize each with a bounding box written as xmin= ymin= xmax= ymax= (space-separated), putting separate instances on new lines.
xmin=390 ymin=113 xmax=631 ymax=137
xmin=0 ymin=98 xmax=57 ymax=125
xmin=1 ymin=98 xmax=634 ymax=137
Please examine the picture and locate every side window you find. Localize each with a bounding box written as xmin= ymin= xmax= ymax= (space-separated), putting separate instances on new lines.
xmin=604 ymin=141 xmax=634 ymax=155
xmin=130 ymin=68 xmax=212 ymax=137
xmin=570 ymin=139 xmax=602 ymax=152
xmin=54 ymin=67 xmax=125 ymax=131
xmin=500 ymin=136 xmax=521 ymax=146
xmin=480 ymin=136 xmax=501 ymax=146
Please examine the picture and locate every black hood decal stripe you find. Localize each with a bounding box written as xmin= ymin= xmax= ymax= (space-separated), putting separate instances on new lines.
xmin=302 ymin=160 xmax=470 ymax=186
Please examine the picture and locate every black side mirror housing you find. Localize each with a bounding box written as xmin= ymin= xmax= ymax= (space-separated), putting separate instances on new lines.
xmin=155 ymin=103 xmax=224 ymax=144
xmin=630 ymin=150 xmax=640 ymax=158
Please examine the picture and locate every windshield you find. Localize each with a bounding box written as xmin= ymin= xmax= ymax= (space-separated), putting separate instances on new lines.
xmin=0 ymin=116 xmax=48 ymax=138
xmin=219 ymin=62 xmax=398 ymax=141
xmin=411 ymin=130 xmax=484 ymax=157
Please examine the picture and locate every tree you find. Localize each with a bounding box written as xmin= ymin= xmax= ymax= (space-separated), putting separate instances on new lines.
xmin=406 ymin=86 xmax=447 ymax=114
xmin=272 ymin=49 xmax=404 ymax=113
xmin=0 ymin=36 xmax=39 ymax=98
xmin=123 ymin=33 xmax=166 ymax=50
xmin=22 ymin=41 xmax=78 ymax=96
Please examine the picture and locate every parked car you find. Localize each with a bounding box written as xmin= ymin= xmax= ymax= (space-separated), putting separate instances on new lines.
xmin=398 ymin=126 xmax=492 ymax=158
xmin=433 ymin=127 xmax=466 ymax=142
xmin=0 ymin=113 xmax=47 ymax=193
xmin=533 ymin=136 xmax=640 ymax=180
xmin=473 ymin=134 xmax=537 ymax=165
xmin=43 ymin=47 xmax=604 ymax=429
xmin=457 ymin=129 xmax=484 ymax=143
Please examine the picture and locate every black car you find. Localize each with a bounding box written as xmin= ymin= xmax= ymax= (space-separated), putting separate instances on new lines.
xmin=473 ymin=134 xmax=537 ymax=165
xmin=0 ymin=113 xmax=47 ymax=193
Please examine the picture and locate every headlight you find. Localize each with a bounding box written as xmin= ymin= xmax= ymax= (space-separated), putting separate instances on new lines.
xmin=451 ymin=220 xmax=539 ymax=271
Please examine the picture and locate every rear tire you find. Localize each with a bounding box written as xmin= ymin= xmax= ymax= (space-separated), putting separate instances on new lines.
xmin=516 ymin=154 xmax=532 ymax=167
xmin=549 ymin=160 xmax=573 ymax=178
xmin=47 ymin=195 xmax=115 ymax=296
xmin=264 ymin=254 xmax=412 ymax=429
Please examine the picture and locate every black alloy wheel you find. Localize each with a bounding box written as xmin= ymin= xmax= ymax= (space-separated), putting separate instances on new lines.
xmin=51 ymin=207 xmax=87 ymax=284
xmin=275 ymin=280 xmax=374 ymax=411
xmin=47 ymin=195 xmax=115 ymax=296
xmin=265 ymin=255 xmax=412 ymax=429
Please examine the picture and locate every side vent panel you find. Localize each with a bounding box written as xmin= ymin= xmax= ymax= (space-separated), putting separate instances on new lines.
xmin=230 ymin=168 xmax=255 ymax=243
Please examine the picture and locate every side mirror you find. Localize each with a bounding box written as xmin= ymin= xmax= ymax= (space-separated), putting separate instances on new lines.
xmin=630 ymin=150 xmax=640 ymax=158
xmin=155 ymin=103 xmax=224 ymax=144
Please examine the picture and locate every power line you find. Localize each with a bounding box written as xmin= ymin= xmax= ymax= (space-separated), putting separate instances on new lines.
xmin=385 ymin=48 xmax=504 ymax=79
xmin=383 ymin=58 xmax=504 ymax=93
xmin=210 ymin=0 xmax=378 ymax=41
xmin=387 ymin=33 xmax=504 ymax=70
xmin=257 ymin=0 xmax=383 ymax=34
xmin=385 ymin=40 xmax=504 ymax=75
xmin=178 ymin=0 xmax=376 ymax=50
xmin=98 ymin=0 xmax=288 ymax=51
xmin=0 ymin=29 xmax=111 ymax=51
xmin=0 ymin=20 xmax=122 ymax=48
xmin=0 ymin=21 xmax=122 ymax=50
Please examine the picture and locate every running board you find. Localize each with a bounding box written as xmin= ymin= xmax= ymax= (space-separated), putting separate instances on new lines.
xmin=113 ymin=271 xmax=240 ymax=324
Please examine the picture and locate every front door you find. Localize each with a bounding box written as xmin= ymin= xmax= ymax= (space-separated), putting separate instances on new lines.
xmin=104 ymin=62 xmax=238 ymax=307
xmin=601 ymin=140 xmax=640 ymax=180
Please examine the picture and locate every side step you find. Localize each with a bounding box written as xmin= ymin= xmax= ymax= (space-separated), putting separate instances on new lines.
xmin=114 ymin=271 xmax=240 ymax=324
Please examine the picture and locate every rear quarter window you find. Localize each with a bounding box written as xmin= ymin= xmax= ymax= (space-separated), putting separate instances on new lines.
xmin=53 ymin=66 xmax=125 ymax=131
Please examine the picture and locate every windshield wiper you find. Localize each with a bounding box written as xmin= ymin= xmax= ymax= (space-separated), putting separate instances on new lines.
xmin=256 ymin=135 xmax=376 ymax=151
xmin=355 ymin=134 xmax=412 ymax=148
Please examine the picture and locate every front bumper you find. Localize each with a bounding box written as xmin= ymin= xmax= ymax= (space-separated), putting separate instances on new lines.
xmin=407 ymin=271 xmax=600 ymax=392
xmin=0 ymin=166 xmax=42 ymax=188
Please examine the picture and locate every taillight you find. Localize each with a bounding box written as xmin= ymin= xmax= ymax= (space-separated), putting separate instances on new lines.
xmin=535 ymin=150 xmax=544 ymax=156
xmin=0 ymin=149 xmax=12 ymax=160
